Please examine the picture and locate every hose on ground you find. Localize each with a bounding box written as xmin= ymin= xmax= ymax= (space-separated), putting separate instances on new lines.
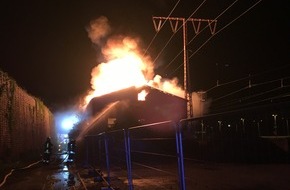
xmin=0 ymin=160 xmax=42 ymax=188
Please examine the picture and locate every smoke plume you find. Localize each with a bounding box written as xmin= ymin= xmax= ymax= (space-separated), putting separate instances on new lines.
xmin=86 ymin=16 xmax=111 ymax=45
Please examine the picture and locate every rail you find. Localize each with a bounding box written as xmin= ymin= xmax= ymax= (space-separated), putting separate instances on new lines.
xmin=84 ymin=120 xmax=186 ymax=190
xmin=83 ymin=111 xmax=290 ymax=190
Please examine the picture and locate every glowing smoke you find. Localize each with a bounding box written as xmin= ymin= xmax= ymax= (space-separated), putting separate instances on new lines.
xmin=86 ymin=16 xmax=111 ymax=45
xmin=81 ymin=16 xmax=185 ymax=109
xmin=56 ymin=16 xmax=212 ymax=137
xmin=148 ymin=75 xmax=184 ymax=98
xmin=55 ymin=16 xmax=212 ymax=136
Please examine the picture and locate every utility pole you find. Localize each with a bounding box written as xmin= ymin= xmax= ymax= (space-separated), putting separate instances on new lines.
xmin=152 ymin=16 xmax=217 ymax=118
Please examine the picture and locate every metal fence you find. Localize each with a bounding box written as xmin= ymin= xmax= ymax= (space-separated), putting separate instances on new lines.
xmin=84 ymin=121 xmax=185 ymax=190
xmin=181 ymin=111 xmax=290 ymax=163
xmin=82 ymin=111 xmax=290 ymax=190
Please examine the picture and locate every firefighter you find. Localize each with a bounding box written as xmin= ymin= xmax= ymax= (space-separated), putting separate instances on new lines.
xmin=43 ymin=137 xmax=53 ymax=163
xmin=67 ymin=138 xmax=76 ymax=163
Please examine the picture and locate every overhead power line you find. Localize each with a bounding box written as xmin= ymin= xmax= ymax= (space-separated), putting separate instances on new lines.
xmin=210 ymin=76 xmax=290 ymax=113
xmin=152 ymin=1 xmax=215 ymax=119
xmin=212 ymin=76 xmax=290 ymax=102
xmin=152 ymin=0 xmax=207 ymax=67
xmin=165 ymin=0 xmax=239 ymax=75
xmin=212 ymin=89 xmax=290 ymax=114
xmin=168 ymin=0 xmax=262 ymax=77
xmin=188 ymin=0 xmax=262 ymax=59
xmin=143 ymin=0 xmax=181 ymax=57
xmin=206 ymin=63 xmax=290 ymax=93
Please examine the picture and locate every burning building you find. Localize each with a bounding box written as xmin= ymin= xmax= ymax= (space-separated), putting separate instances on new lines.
xmin=72 ymin=85 xmax=187 ymax=140
xmin=66 ymin=19 xmax=207 ymax=162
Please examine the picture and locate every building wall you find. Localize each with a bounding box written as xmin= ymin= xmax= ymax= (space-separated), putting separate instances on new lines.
xmin=0 ymin=70 xmax=55 ymax=162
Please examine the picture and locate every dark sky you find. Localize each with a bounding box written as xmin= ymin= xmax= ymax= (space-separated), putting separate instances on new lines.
xmin=1 ymin=0 xmax=289 ymax=112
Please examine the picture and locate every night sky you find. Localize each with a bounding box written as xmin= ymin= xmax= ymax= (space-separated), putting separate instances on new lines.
xmin=1 ymin=0 xmax=289 ymax=112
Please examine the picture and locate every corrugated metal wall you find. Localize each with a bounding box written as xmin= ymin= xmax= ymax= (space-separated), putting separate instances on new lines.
xmin=0 ymin=69 xmax=55 ymax=162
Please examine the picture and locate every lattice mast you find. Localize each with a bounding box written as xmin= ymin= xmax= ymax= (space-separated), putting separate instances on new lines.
xmin=152 ymin=16 xmax=217 ymax=118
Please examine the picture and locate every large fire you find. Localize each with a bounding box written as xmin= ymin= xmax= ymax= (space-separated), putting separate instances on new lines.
xmin=81 ymin=17 xmax=185 ymax=109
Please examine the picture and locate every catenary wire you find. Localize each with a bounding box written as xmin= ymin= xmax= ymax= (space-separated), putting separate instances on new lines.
xmin=214 ymin=86 xmax=288 ymax=110
xmin=143 ymin=0 xmax=181 ymax=57
xmin=212 ymin=76 xmax=290 ymax=103
xmin=213 ymin=90 xmax=290 ymax=113
xmin=188 ymin=0 xmax=262 ymax=59
xmin=164 ymin=0 xmax=239 ymax=73
xmin=206 ymin=63 xmax=290 ymax=93
xmin=152 ymin=0 xmax=207 ymax=66
xmin=210 ymin=82 xmax=290 ymax=112
xmin=168 ymin=0 xmax=262 ymax=76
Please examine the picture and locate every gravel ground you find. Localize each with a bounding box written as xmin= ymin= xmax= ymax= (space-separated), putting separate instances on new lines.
xmin=1 ymin=155 xmax=290 ymax=190
xmin=76 ymin=161 xmax=290 ymax=190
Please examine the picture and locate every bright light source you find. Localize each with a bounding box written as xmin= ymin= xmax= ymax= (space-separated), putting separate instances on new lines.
xmin=61 ymin=115 xmax=80 ymax=131
xmin=55 ymin=110 xmax=83 ymax=134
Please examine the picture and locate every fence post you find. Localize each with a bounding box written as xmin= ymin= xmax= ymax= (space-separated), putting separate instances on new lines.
xmin=98 ymin=137 xmax=101 ymax=166
xmin=104 ymin=133 xmax=111 ymax=185
xmin=85 ymin=136 xmax=89 ymax=166
xmin=123 ymin=129 xmax=134 ymax=190
xmin=175 ymin=122 xmax=186 ymax=190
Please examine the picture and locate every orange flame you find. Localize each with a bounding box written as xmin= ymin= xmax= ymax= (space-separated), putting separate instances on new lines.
xmin=82 ymin=35 xmax=184 ymax=109
xmin=138 ymin=90 xmax=148 ymax=101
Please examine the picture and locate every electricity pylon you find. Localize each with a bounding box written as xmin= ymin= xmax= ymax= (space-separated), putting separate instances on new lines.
xmin=152 ymin=16 xmax=217 ymax=118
